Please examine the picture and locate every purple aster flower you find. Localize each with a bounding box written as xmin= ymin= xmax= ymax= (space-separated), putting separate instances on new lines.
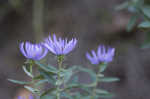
xmin=19 ymin=41 xmax=48 ymax=60
xmin=42 ymin=34 xmax=77 ymax=55
xmin=18 ymin=95 xmax=34 ymax=99
xmin=86 ymin=45 xmax=115 ymax=64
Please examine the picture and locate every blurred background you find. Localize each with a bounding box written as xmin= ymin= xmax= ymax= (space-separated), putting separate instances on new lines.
xmin=1 ymin=0 xmax=150 ymax=99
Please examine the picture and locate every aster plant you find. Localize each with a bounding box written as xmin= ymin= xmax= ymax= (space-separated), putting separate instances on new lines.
xmin=9 ymin=33 xmax=119 ymax=99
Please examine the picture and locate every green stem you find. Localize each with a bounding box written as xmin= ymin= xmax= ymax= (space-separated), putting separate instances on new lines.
xmin=56 ymin=55 xmax=64 ymax=99
xmin=30 ymin=61 xmax=33 ymax=74
xmin=91 ymin=64 xmax=102 ymax=99
xmin=91 ymin=77 xmax=98 ymax=99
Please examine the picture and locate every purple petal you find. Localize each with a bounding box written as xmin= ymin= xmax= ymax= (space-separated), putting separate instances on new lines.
xmin=86 ymin=45 xmax=115 ymax=64
xmin=32 ymin=45 xmax=44 ymax=60
xmin=53 ymin=34 xmax=57 ymax=42
xmin=42 ymin=42 xmax=56 ymax=54
xmin=86 ymin=52 xmax=99 ymax=64
xmin=29 ymin=95 xmax=34 ymax=99
xmin=64 ymin=38 xmax=77 ymax=54
xmin=19 ymin=42 xmax=28 ymax=58
xmin=91 ymin=50 xmax=97 ymax=58
xmin=42 ymin=34 xmax=77 ymax=55
xmin=25 ymin=42 xmax=32 ymax=58
xmin=86 ymin=52 xmax=93 ymax=62
xmin=41 ymin=48 xmax=48 ymax=58
xmin=97 ymin=46 xmax=102 ymax=57
xmin=18 ymin=96 xmax=25 ymax=99
xmin=19 ymin=41 xmax=47 ymax=60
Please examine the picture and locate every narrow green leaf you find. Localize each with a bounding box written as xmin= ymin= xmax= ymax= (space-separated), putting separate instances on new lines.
xmin=64 ymin=84 xmax=81 ymax=89
xmin=141 ymin=43 xmax=150 ymax=49
xmin=39 ymin=69 xmax=56 ymax=85
xmin=47 ymin=64 xmax=57 ymax=71
xmin=82 ymin=96 xmax=91 ymax=99
xmin=97 ymin=74 xmax=104 ymax=77
xmin=99 ymin=77 xmax=120 ymax=82
xmin=24 ymin=86 xmax=40 ymax=94
xmin=24 ymin=59 xmax=31 ymax=64
xmin=61 ymin=92 xmax=73 ymax=99
xmin=40 ymin=88 xmax=56 ymax=97
xmin=33 ymin=75 xmax=44 ymax=80
xmin=35 ymin=79 xmax=48 ymax=86
xmin=95 ymin=89 xmax=109 ymax=94
xmin=22 ymin=66 xmax=33 ymax=78
xmin=72 ymin=92 xmax=81 ymax=99
xmin=115 ymin=1 xmax=129 ymax=10
xmin=55 ymin=79 xmax=63 ymax=86
xmin=64 ymin=83 xmax=91 ymax=94
xmin=126 ymin=15 xmax=138 ymax=32
xmin=100 ymin=63 xmax=107 ymax=72
xmin=96 ymin=93 xmax=114 ymax=98
xmin=138 ymin=21 xmax=150 ymax=28
xmin=80 ymin=86 xmax=91 ymax=93
xmin=63 ymin=69 xmax=73 ymax=83
xmin=8 ymin=79 xmax=31 ymax=85
xmin=141 ymin=5 xmax=150 ymax=18
xmin=131 ymin=0 xmax=144 ymax=8
xmin=71 ymin=76 xmax=79 ymax=84
xmin=35 ymin=61 xmax=57 ymax=74
xmin=63 ymin=66 xmax=77 ymax=83
xmin=40 ymin=95 xmax=55 ymax=99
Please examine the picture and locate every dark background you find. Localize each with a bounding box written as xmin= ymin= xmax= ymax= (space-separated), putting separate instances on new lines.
xmin=0 ymin=0 xmax=150 ymax=99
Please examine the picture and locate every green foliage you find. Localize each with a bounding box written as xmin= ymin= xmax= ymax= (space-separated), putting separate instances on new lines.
xmin=35 ymin=61 xmax=57 ymax=74
xmin=98 ymin=77 xmax=120 ymax=83
xmin=8 ymin=79 xmax=31 ymax=85
xmin=127 ymin=15 xmax=138 ymax=32
xmin=40 ymin=88 xmax=56 ymax=98
xmin=9 ymin=53 xmax=119 ymax=99
xmin=117 ymin=0 xmax=150 ymax=48
xmin=38 ymin=69 xmax=56 ymax=85
xmin=95 ymin=89 xmax=110 ymax=95
xmin=100 ymin=63 xmax=108 ymax=72
xmin=9 ymin=59 xmax=119 ymax=99
xmin=138 ymin=21 xmax=150 ymax=28
xmin=22 ymin=66 xmax=33 ymax=78
xmin=141 ymin=5 xmax=150 ymax=18
xmin=24 ymin=86 xmax=40 ymax=94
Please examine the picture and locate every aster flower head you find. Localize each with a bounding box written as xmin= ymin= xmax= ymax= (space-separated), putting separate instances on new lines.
xmin=86 ymin=45 xmax=115 ymax=64
xmin=42 ymin=34 xmax=77 ymax=55
xmin=97 ymin=45 xmax=115 ymax=63
xmin=19 ymin=41 xmax=48 ymax=60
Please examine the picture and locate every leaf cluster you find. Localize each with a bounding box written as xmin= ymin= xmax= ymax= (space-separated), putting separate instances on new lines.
xmin=116 ymin=0 xmax=150 ymax=48
xmin=8 ymin=59 xmax=119 ymax=99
